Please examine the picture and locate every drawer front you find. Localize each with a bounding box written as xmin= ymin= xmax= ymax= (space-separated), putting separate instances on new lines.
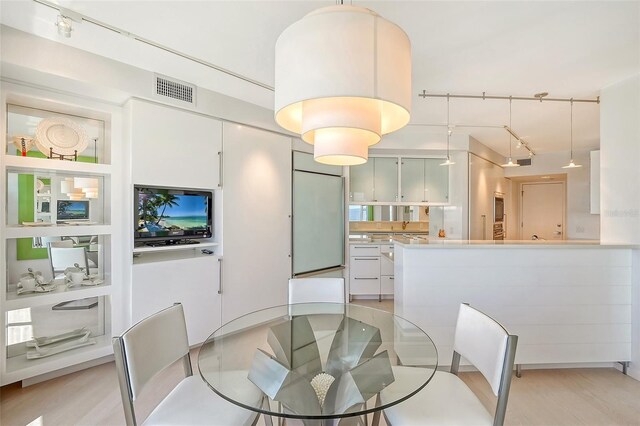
xmin=381 ymin=275 xmax=394 ymax=295
xmin=379 ymin=243 xmax=394 ymax=253
xmin=349 ymin=276 xmax=380 ymax=295
xmin=349 ymin=245 xmax=380 ymax=257
xmin=380 ymin=256 xmax=394 ymax=276
xmin=350 ymin=256 xmax=380 ymax=277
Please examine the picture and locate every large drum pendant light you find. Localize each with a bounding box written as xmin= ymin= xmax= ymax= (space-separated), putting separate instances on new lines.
xmin=274 ymin=5 xmax=412 ymax=165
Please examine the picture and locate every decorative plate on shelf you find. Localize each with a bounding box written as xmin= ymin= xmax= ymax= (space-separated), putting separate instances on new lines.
xmin=35 ymin=117 xmax=88 ymax=156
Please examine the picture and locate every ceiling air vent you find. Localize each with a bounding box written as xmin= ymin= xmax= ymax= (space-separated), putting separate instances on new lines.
xmin=517 ymin=158 xmax=532 ymax=166
xmin=154 ymin=74 xmax=196 ymax=105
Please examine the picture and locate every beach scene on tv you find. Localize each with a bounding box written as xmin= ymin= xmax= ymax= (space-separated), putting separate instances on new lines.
xmin=137 ymin=193 xmax=208 ymax=233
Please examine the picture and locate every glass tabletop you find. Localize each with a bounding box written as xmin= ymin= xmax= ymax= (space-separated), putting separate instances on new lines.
xmin=198 ymin=303 xmax=438 ymax=421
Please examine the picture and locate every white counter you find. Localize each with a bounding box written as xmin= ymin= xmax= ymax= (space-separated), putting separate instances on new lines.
xmin=394 ymin=239 xmax=634 ymax=249
xmin=394 ymin=243 xmax=633 ymax=369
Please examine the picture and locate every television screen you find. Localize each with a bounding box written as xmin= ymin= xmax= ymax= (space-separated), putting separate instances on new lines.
xmin=135 ymin=187 xmax=212 ymax=242
xmin=57 ymin=200 xmax=90 ymax=220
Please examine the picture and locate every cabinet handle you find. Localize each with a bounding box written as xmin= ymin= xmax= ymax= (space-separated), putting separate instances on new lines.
xmin=353 ymin=246 xmax=376 ymax=249
xmin=217 ymin=257 xmax=223 ymax=294
xmin=354 ymin=277 xmax=379 ymax=280
xmin=218 ymin=151 xmax=224 ymax=188
xmin=389 ymin=277 xmax=394 ymax=280
xmin=354 ymin=258 xmax=379 ymax=261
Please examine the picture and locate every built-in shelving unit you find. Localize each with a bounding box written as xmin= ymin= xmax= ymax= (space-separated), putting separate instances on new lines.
xmin=1 ymin=83 xmax=121 ymax=385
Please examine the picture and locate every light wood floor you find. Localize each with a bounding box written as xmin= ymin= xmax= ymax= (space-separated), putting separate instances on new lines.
xmin=2 ymin=299 xmax=640 ymax=425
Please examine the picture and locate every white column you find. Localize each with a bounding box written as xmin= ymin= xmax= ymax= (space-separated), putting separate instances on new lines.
xmin=600 ymin=74 xmax=640 ymax=244
xmin=600 ymin=73 xmax=640 ymax=380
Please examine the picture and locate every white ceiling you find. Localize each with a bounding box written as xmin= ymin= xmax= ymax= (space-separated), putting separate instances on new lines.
xmin=2 ymin=1 xmax=639 ymax=157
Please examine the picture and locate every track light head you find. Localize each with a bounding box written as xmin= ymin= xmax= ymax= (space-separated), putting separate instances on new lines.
xmin=56 ymin=15 xmax=73 ymax=37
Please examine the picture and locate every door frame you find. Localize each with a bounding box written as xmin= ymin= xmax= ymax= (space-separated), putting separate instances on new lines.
xmin=518 ymin=180 xmax=567 ymax=240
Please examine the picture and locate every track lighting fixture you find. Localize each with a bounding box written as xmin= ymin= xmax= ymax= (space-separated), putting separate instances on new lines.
xmin=501 ymin=98 xmax=520 ymax=168
xmin=562 ymin=100 xmax=582 ymax=169
xmin=440 ymin=95 xmax=455 ymax=166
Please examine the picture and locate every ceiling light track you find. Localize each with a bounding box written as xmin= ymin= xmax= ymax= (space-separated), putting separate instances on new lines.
xmin=419 ymin=90 xmax=599 ymax=104
xmin=408 ymin=123 xmax=536 ymax=157
xmin=32 ymin=0 xmax=274 ymax=92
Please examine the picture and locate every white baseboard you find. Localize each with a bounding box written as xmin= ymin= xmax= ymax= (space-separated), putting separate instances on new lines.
xmin=21 ymin=355 xmax=114 ymax=387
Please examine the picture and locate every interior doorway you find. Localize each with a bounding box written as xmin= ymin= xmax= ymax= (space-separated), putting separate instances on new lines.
xmin=520 ymin=181 xmax=566 ymax=240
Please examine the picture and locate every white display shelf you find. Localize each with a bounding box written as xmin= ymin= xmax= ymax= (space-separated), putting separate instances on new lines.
xmin=2 ymin=335 xmax=112 ymax=385
xmin=133 ymin=241 xmax=218 ymax=254
xmin=4 ymin=156 xmax=112 ymax=176
xmin=4 ymin=281 xmax=112 ymax=311
xmin=5 ymin=224 xmax=112 ymax=239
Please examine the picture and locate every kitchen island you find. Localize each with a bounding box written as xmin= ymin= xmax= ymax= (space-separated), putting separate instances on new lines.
xmin=393 ymin=239 xmax=635 ymax=372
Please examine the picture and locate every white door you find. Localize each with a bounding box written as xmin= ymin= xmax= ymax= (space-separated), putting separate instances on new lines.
xmin=221 ymin=124 xmax=292 ymax=324
xmin=521 ymin=182 xmax=565 ymax=240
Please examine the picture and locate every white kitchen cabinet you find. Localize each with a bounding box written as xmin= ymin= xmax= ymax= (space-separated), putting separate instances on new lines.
xmin=348 ymin=243 xmax=394 ymax=298
xmin=132 ymin=255 xmax=221 ymax=345
xmin=380 ymin=275 xmax=394 ymax=295
xmin=221 ymin=123 xmax=291 ymax=323
xmin=128 ymin=99 xmax=222 ymax=189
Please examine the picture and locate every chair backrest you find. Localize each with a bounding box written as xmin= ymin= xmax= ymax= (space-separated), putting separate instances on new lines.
xmin=288 ymin=278 xmax=345 ymax=304
xmin=112 ymin=304 xmax=192 ymax=426
xmin=48 ymin=245 xmax=90 ymax=276
xmin=451 ymin=303 xmax=518 ymax=426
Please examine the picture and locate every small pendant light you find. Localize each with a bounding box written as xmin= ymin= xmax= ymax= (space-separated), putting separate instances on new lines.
xmin=562 ymin=99 xmax=582 ymax=169
xmin=440 ymin=94 xmax=455 ymax=166
xmin=501 ymin=97 xmax=520 ymax=168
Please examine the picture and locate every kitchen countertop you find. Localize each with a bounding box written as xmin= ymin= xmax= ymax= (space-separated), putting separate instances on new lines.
xmin=393 ymin=239 xmax=635 ymax=249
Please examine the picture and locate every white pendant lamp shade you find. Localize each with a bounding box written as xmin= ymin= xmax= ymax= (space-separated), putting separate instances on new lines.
xmin=275 ymin=5 xmax=411 ymax=165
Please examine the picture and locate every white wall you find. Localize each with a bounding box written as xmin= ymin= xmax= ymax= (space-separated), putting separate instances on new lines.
xmin=600 ymin=74 xmax=640 ymax=380
xmin=504 ymin=150 xmax=599 ymax=240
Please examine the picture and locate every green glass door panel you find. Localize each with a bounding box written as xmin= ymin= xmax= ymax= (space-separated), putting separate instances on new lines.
xmin=424 ymin=159 xmax=449 ymax=203
xmin=400 ymin=158 xmax=424 ymax=202
xmin=349 ymin=161 xmax=374 ymax=202
xmin=373 ymin=158 xmax=398 ymax=202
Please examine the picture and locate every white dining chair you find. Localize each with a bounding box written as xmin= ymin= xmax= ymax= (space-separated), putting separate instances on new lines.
xmin=113 ymin=303 xmax=260 ymax=426
xmin=288 ymin=277 xmax=345 ymax=304
xmin=381 ymin=303 xmax=518 ymax=426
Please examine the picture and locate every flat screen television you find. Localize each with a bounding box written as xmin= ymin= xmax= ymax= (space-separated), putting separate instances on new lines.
xmin=134 ymin=186 xmax=213 ymax=245
xmin=57 ymin=200 xmax=90 ymax=221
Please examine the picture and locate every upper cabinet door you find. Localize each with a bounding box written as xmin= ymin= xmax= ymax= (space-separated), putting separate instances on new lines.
xmin=423 ymin=159 xmax=449 ymax=203
xmin=129 ymin=99 xmax=222 ymax=189
xmin=373 ymin=158 xmax=398 ymax=203
xmin=349 ymin=161 xmax=374 ymax=202
xmin=400 ymin=158 xmax=425 ymax=202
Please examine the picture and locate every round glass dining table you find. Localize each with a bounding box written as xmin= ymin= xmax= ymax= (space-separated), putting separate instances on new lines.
xmin=198 ymin=303 xmax=437 ymax=425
